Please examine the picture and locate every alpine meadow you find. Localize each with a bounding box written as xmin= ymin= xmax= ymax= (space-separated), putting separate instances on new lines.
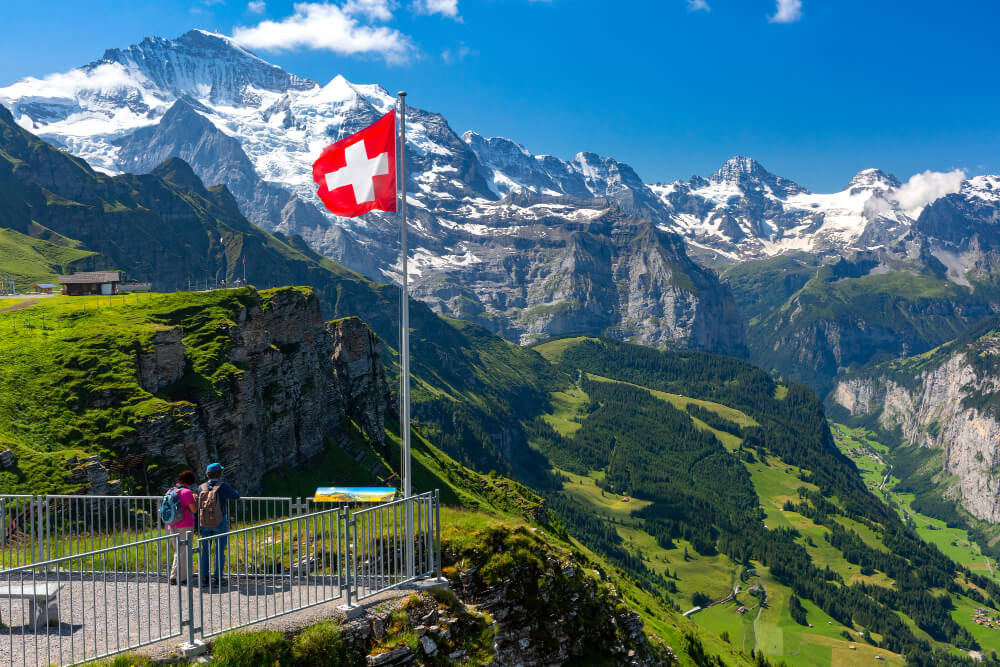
xmin=1 ymin=2 xmax=999 ymax=666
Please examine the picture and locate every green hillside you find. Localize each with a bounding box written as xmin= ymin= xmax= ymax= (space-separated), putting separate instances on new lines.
xmin=0 ymin=290 xmax=747 ymax=665
xmin=7 ymin=284 xmax=996 ymax=663
xmin=0 ymin=227 xmax=95 ymax=285
xmin=724 ymin=255 xmax=998 ymax=393
xmin=527 ymin=337 xmax=1000 ymax=665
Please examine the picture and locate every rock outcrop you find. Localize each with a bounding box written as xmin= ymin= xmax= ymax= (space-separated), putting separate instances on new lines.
xmin=136 ymin=327 xmax=186 ymax=393
xmin=831 ymin=341 xmax=1000 ymax=522
xmin=328 ymin=317 xmax=390 ymax=449
xmin=444 ymin=524 xmax=673 ymax=666
xmin=96 ymin=288 xmax=391 ymax=494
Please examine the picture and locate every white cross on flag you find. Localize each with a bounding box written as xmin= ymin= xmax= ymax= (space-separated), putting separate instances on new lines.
xmin=312 ymin=110 xmax=396 ymax=217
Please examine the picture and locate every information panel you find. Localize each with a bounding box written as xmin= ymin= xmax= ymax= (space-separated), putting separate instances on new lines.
xmin=313 ymin=487 xmax=398 ymax=503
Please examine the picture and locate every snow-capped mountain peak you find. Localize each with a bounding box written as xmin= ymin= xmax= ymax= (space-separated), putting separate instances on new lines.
xmin=708 ymin=155 xmax=807 ymax=197
xmin=94 ymin=29 xmax=317 ymax=105
xmin=709 ymin=155 xmax=763 ymax=182
xmin=845 ymin=168 xmax=900 ymax=195
xmin=461 ymin=133 xmax=659 ymax=212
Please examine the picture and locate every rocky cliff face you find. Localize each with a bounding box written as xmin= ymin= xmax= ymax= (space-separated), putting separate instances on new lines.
xmin=831 ymin=344 xmax=1000 ymax=522
xmin=109 ymin=288 xmax=391 ymax=494
xmin=444 ymin=524 xmax=673 ymax=666
xmin=411 ymin=210 xmax=746 ymax=355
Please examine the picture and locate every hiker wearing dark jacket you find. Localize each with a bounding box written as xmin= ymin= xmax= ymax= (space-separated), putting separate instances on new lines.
xmin=197 ymin=462 xmax=240 ymax=586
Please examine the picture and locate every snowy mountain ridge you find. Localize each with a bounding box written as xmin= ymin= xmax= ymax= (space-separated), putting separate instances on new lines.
xmin=0 ymin=28 xmax=984 ymax=267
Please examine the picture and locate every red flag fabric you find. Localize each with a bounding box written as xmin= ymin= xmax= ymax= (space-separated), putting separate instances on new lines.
xmin=312 ymin=110 xmax=397 ymax=217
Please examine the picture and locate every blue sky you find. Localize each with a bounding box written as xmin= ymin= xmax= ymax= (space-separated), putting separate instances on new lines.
xmin=1 ymin=0 xmax=997 ymax=191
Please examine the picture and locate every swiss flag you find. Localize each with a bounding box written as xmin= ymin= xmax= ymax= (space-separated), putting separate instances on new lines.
xmin=312 ymin=110 xmax=397 ymax=217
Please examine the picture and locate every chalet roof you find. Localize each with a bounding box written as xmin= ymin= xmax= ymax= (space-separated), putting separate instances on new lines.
xmin=32 ymin=283 xmax=58 ymax=289
xmin=58 ymin=271 xmax=121 ymax=284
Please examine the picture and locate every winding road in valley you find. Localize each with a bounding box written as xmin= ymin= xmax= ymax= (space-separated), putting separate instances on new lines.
xmin=753 ymin=578 xmax=768 ymax=656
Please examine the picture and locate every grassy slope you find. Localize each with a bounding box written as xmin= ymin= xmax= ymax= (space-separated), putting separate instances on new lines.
xmin=530 ymin=337 xmax=997 ymax=664
xmin=9 ymin=285 xmax=999 ymax=664
xmin=0 ymin=288 xmax=310 ymax=491
xmin=0 ymin=293 xmax=751 ymax=665
xmin=546 ymin=375 xmax=902 ymax=664
xmin=258 ymin=390 xmax=736 ymax=665
xmin=721 ymin=252 xmax=818 ymax=326
xmin=0 ymin=227 xmax=95 ymax=284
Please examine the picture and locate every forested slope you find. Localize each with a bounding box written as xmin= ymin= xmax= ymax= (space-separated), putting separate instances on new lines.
xmin=528 ymin=337 xmax=1000 ymax=665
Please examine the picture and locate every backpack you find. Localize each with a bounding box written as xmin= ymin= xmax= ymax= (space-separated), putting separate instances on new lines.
xmin=198 ymin=482 xmax=224 ymax=529
xmin=159 ymin=485 xmax=183 ymax=526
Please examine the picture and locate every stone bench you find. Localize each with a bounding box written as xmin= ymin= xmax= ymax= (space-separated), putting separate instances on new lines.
xmin=0 ymin=582 xmax=62 ymax=629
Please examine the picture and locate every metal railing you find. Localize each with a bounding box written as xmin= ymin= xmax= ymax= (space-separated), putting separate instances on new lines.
xmin=351 ymin=490 xmax=439 ymax=602
xmin=193 ymin=507 xmax=346 ymax=639
xmin=0 ymin=495 xmax=311 ymax=572
xmin=0 ymin=532 xmax=184 ymax=667
xmin=0 ymin=492 xmax=440 ymax=666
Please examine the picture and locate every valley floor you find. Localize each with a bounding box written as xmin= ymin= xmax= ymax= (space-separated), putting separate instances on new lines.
xmin=832 ymin=423 xmax=1000 ymax=657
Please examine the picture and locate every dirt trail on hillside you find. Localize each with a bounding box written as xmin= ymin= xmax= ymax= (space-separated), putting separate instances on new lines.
xmin=0 ymin=299 xmax=39 ymax=312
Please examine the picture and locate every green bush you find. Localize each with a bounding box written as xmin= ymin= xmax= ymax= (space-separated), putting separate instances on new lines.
xmin=212 ymin=629 xmax=290 ymax=667
xmin=291 ymin=620 xmax=358 ymax=667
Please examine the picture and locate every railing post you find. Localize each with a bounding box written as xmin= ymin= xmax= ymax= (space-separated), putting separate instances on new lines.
xmin=179 ymin=530 xmax=206 ymax=657
xmin=337 ymin=507 xmax=361 ymax=619
xmin=406 ymin=496 xmax=415 ymax=580
xmin=34 ymin=497 xmax=46 ymax=564
xmin=434 ymin=490 xmax=442 ymax=581
xmin=292 ymin=496 xmax=309 ymax=517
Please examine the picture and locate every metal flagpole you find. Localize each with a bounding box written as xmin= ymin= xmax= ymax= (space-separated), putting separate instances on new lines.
xmin=397 ymin=91 xmax=415 ymax=580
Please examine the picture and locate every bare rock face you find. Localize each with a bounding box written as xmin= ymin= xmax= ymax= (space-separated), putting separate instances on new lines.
xmin=411 ymin=212 xmax=746 ymax=357
xmin=136 ymin=326 xmax=186 ymax=393
xmin=105 ymin=288 xmax=391 ymax=494
xmin=328 ymin=317 xmax=389 ymax=448
xmin=832 ymin=352 xmax=1000 ymax=522
xmin=64 ymin=455 xmax=122 ymax=495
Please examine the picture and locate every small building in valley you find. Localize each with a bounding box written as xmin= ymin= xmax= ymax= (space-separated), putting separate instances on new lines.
xmin=58 ymin=271 xmax=121 ymax=296
xmin=30 ymin=283 xmax=58 ymax=294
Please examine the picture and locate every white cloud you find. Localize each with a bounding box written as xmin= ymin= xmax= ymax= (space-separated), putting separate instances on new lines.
xmin=247 ymin=1 xmax=266 ymax=13
xmin=343 ymin=0 xmax=394 ymax=21
xmin=687 ymin=0 xmax=710 ymax=11
xmin=769 ymin=0 xmax=802 ymax=23
xmin=894 ymin=169 xmax=966 ymax=216
xmin=232 ymin=1 xmax=413 ymax=62
xmin=413 ymin=0 xmax=458 ymax=18
xmin=862 ymin=169 xmax=967 ymax=219
xmin=0 ymin=63 xmax=137 ymax=103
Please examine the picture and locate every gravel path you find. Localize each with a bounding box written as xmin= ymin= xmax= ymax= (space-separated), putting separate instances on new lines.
xmin=0 ymin=571 xmax=412 ymax=666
